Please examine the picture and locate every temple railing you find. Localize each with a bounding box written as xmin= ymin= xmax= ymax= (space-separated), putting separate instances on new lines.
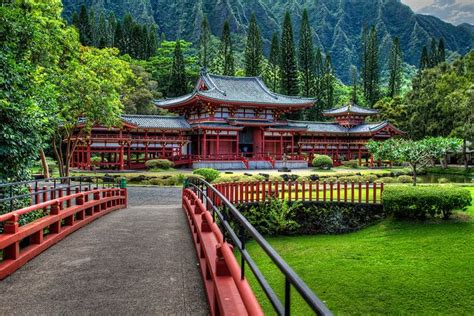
xmin=0 ymin=176 xmax=127 ymax=279
xmin=213 ymin=180 xmax=384 ymax=205
xmin=184 ymin=177 xmax=332 ymax=315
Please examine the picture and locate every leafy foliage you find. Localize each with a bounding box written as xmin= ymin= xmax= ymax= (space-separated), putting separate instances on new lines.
xmin=144 ymin=159 xmax=174 ymax=170
xmin=312 ymin=155 xmax=333 ymax=169
xmin=382 ymin=185 xmax=471 ymax=219
xmin=244 ymin=14 xmax=263 ymax=77
xmin=193 ymin=168 xmax=221 ymax=182
xmin=279 ymin=11 xmax=298 ymax=96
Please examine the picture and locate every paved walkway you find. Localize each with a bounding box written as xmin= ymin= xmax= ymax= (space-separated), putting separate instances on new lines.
xmin=0 ymin=187 xmax=209 ymax=315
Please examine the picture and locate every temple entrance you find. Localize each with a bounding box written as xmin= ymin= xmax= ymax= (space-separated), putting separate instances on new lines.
xmin=238 ymin=127 xmax=253 ymax=157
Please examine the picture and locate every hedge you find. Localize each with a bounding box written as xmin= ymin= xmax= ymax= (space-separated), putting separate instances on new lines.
xmin=312 ymin=155 xmax=333 ymax=169
xmin=238 ymin=199 xmax=385 ymax=236
xmin=193 ymin=168 xmax=220 ymax=182
xmin=382 ymin=185 xmax=472 ymax=219
xmin=144 ymin=159 xmax=174 ymax=170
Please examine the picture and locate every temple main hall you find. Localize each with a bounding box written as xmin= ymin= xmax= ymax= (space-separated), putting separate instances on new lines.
xmin=71 ymin=70 xmax=403 ymax=170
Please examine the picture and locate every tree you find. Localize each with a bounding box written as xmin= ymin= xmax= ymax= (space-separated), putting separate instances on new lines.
xmin=438 ymin=38 xmax=446 ymax=64
xmin=215 ymin=21 xmax=235 ymax=76
xmin=298 ymin=8 xmax=314 ymax=97
xmin=419 ymin=46 xmax=430 ymax=71
xmin=373 ymin=97 xmax=408 ymax=131
xmin=388 ymin=37 xmax=402 ymax=98
xmin=168 ymin=40 xmax=187 ymax=96
xmin=53 ymin=47 xmax=134 ymax=177
xmin=351 ymin=65 xmax=358 ymax=103
xmin=244 ymin=13 xmax=263 ymax=76
xmin=199 ymin=16 xmax=211 ymax=68
xmin=123 ymin=64 xmax=161 ymax=115
xmin=280 ymin=11 xmax=299 ymax=96
xmin=266 ymin=32 xmax=280 ymax=92
xmin=0 ymin=0 xmax=76 ymax=180
xmin=76 ymin=5 xmax=92 ymax=46
xmin=361 ymin=26 xmax=380 ymax=106
xmin=368 ymin=137 xmax=462 ymax=185
xmin=429 ymin=37 xmax=439 ymax=67
xmin=321 ymin=54 xmax=335 ymax=109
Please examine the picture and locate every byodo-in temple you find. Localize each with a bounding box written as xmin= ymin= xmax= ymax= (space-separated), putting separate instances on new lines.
xmin=71 ymin=70 xmax=403 ymax=170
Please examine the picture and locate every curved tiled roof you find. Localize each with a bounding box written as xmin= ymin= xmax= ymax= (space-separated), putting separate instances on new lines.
xmin=121 ymin=115 xmax=191 ymax=130
xmin=323 ymin=102 xmax=379 ymax=116
xmin=155 ymin=70 xmax=315 ymax=108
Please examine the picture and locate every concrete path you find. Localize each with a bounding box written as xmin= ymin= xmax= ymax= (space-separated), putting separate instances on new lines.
xmin=0 ymin=187 xmax=209 ymax=315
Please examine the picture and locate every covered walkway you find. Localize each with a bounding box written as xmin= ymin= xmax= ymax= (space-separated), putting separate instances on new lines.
xmin=0 ymin=187 xmax=208 ymax=315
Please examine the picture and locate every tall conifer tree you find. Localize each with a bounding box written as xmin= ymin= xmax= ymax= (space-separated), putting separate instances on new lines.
xmin=219 ymin=21 xmax=235 ymax=76
xmin=438 ymin=38 xmax=446 ymax=63
xmin=322 ymin=54 xmax=335 ymax=109
xmin=419 ymin=46 xmax=430 ymax=71
xmin=388 ymin=37 xmax=402 ymax=98
xmin=169 ymin=40 xmax=187 ymax=96
xmin=314 ymin=47 xmax=324 ymax=100
xmin=244 ymin=13 xmax=263 ymax=76
xmin=429 ymin=37 xmax=439 ymax=67
xmin=280 ymin=11 xmax=299 ymax=96
xmin=351 ymin=65 xmax=358 ymax=103
xmin=77 ymin=5 xmax=92 ymax=45
xmin=298 ymin=8 xmax=314 ymax=97
xmin=199 ymin=16 xmax=211 ymax=69
xmin=268 ymin=32 xmax=280 ymax=92
xmin=361 ymin=25 xmax=380 ymax=106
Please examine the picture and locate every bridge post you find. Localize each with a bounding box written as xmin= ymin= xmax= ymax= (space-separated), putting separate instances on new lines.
xmin=50 ymin=201 xmax=61 ymax=234
xmin=94 ymin=191 xmax=101 ymax=212
xmin=76 ymin=193 xmax=85 ymax=220
xmin=3 ymin=214 xmax=20 ymax=260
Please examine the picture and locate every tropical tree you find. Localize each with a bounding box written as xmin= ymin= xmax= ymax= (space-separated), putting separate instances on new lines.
xmin=368 ymin=137 xmax=462 ymax=185
xmin=52 ymin=47 xmax=134 ymax=177
xmin=244 ymin=13 xmax=263 ymax=76
xmin=361 ymin=25 xmax=380 ymax=106
xmin=214 ymin=21 xmax=235 ymax=76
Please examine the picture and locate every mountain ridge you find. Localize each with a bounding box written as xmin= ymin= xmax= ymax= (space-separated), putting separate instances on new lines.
xmin=62 ymin=0 xmax=474 ymax=82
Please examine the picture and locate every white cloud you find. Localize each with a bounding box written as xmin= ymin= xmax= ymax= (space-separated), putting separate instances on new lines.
xmin=402 ymin=0 xmax=474 ymax=25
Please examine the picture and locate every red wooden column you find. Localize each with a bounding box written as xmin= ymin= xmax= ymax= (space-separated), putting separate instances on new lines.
xmin=290 ymin=133 xmax=294 ymax=156
xmin=358 ymin=145 xmax=362 ymax=166
xmin=216 ymin=131 xmax=220 ymax=158
xmin=203 ymin=130 xmax=207 ymax=158
xmin=119 ymin=142 xmax=125 ymax=170
xmin=161 ymin=131 xmax=166 ymax=158
xmin=145 ymin=130 xmax=149 ymax=161
xmin=235 ymin=132 xmax=239 ymax=155
xmin=86 ymin=142 xmax=91 ymax=170
xmin=279 ymin=133 xmax=283 ymax=156
xmin=127 ymin=142 xmax=131 ymax=169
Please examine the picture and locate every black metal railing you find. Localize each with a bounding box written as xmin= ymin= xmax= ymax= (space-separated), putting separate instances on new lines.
xmin=0 ymin=176 xmax=120 ymax=213
xmin=186 ymin=176 xmax=332 ymax=316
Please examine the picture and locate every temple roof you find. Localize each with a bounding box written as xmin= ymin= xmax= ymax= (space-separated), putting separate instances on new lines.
xmin=323 ymin=102 xmax=379 ymax=116
xmin=121 ymin=115 xmax=191 ymax=130
xmin=285 ymin=120 xmax=400 ymax=135
xmin=156 ymin=70 xmax=315 ymax=109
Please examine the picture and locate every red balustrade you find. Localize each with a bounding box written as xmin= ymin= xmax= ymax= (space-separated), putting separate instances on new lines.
xmin=0 ymin=187 xmax=127 ymax=280
xmin=213 ymin=181 xmax=384 ymax=205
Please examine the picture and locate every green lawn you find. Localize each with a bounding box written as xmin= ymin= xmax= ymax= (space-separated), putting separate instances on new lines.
xmin=242 ymin=187 xmax=474 ymax=315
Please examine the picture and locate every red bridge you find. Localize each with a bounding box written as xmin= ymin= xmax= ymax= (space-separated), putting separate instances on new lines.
xmin=0 ymin=176 xmax=336 ymax=315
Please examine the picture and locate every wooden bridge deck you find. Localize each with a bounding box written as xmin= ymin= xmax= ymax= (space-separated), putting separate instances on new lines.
xmin=0 ymin=187 xmax=208 ymax=315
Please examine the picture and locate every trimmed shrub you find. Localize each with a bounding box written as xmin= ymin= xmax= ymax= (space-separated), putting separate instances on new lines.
xmin=193 ymin=168 xmax=220 ymax=182
xmin=438 ymin=177 xmax=450 ymax=183
xmin=374 ymin=177 xmax=397 ymax=183
xmin=338 ymin=175 xmax=363 ymax=183
xmin=145 ymin=159 xmax=174 ymax=170
xmin=382 ymin=185 xmax=471 ymax=219
xmin=397 ymin=175 xmax=412 ymax=183
xmin=312 ymin=155 xmax=333 ymax=169
xmin=341 ymin=160 xmax=359 ymax=168
xmin=362 ymin=174 xmax=378 ymax=183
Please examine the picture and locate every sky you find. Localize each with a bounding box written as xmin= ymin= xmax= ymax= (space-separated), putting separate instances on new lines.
xmin=402 ymin=0 xmax=474 ymax=25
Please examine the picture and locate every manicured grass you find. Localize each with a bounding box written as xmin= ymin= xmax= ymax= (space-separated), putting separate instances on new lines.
xmin=241 ymin=187 xmax=474 ymax=315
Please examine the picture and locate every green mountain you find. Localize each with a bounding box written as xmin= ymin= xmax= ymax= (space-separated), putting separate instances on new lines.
xmin=62 ymin=0 xmax=474 ymax=82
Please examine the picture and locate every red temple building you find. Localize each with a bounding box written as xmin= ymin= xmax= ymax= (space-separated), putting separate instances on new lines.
xmin=71 ymin=70 xmax=403 ymax=170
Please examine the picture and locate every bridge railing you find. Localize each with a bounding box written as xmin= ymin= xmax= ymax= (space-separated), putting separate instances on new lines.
xmin=0 ymin=176 xmax=120 ymax=213
xmin=0 ymin=176 xmax=127 ymax=280
xmin=184 ymin=177 xmax=332 ymax=316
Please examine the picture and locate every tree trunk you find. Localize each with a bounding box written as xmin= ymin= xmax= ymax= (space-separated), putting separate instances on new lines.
xmin=39 ymin=149 xmax=50 ymax=179
xmin=412 ymin=164 xmax=417 ymax=186
xmin=463 ymin=139 xmax=468 ymax=171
